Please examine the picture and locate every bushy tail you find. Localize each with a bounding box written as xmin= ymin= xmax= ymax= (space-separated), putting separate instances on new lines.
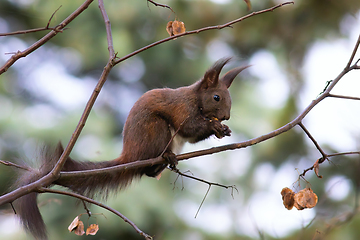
xmin=14 ymin=142 xmax=141 ymax=239
xmin=54 ymin=142 xmax=141 ymax=198
xmin=16 ymin=193 xmax=47 ymax=240
xmin=13 ymin=145 xmax=56 ymax=240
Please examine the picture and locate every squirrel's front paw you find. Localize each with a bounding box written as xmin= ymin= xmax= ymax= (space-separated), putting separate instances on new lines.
xmin=222 ymin=124 xmax=232 ymax=137
xmin=212 ymin=120 xmax=232 ymax=139
xmin=163 ymin=151 xmax=178 ymax=169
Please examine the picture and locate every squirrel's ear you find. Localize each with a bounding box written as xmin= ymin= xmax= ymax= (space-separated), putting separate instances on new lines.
xmin=220 ymin=65 xmax=250 ymax=88
xmin=199 ymin=57 xmax=232 ymax=89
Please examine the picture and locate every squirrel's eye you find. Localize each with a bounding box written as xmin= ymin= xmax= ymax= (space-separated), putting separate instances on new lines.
xmin=213 ymin=95 xmax=220 ymax=102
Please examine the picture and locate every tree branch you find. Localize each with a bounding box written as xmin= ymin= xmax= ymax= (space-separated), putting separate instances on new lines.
xmin=0 ymin=0 xmax=94 ymax=75
xmin=328 ymin=94 xmax=360 ymax=101
xmin=171 ymin=167 xmax=237 ymax=218
xmin=327 ymin=151 xmax=360 ymax=158
xmin=298 ymin=122 xmax=328 ymax=161
xmin=38 ymin=187 xmax=152 ymax=240
xmin=0 ymin=160 xmax=31 ymax=171
xmin=98 ymin=0 xmax=115 ymax=59
xmin=346 ymin=33 xmax=360 ymax=70
xmin=0 ymin=6 xmax=63 ymax=37
xmin=112 ymin=1 xmax=294 ymax=66
xmin=147 ymin=0 xmax=174 ymax=13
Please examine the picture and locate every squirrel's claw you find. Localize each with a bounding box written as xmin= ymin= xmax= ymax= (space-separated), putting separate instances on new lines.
xmin=163 ymin=151 xmax=178 ymax=169
xmin=212 ymin=120 xmax=232 ymax=139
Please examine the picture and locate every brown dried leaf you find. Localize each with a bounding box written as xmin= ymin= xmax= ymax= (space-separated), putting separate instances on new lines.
xmin=166 ymin=20 xmax=186 ymax=37
xmin=313 ymin=159 xmax=323 ymax=178
xmin=281 ymin=187 xmax=295 ymax=210
xmin=294 ymin=188 xmax=318 ymax=210
xmin=166 ymin=21 xmax=173 ymax=36
xmin=172 ymin=20 xmax=186 ymax=35
xmin=74 ymin=221 xmax=85 ymax=236
xmin=86 ymin=224 xmax=99 ymax=235
xmin=243 ymin=0 xmax=252 ymax=11
xmin=155 ymin=172 xmax=162 ymax=180
xmin=68 ymin=216 xmax=80 ymax=232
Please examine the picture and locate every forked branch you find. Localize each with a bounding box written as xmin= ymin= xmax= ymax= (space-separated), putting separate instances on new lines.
xmin=0 ymin=6 xmax=63 ymax=37
xmin=0 ymin=0 xmax=95 ymax=75
xmin=38 ymin=187 xmax=152 ymax=239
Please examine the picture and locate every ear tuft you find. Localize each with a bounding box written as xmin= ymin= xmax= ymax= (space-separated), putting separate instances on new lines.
xmin=200 ymin=57 xmax=232 ymax=89
xmin=221 ymin=65 xmax=250 ymax=88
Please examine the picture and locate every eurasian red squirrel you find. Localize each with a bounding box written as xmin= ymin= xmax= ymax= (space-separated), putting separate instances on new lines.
xmin=14 ymin=57 xmax=248 ymax=239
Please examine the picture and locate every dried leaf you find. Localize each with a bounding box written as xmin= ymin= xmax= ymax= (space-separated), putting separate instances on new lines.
xmin=294 ymin=188 xmax=318 ymax=210
xmin=74 ymin=221 xmax=85 ymax=236
xmin=166 ymin=21 xmax=173 ymax=36
xmin=155 ymin=172 xmax=162 ymax=180
xmin=68 ymin=216 xmax=80 ymax=232
xmin=172 ymin=20 xmax=186 ymax=35
xmin=86 ymin=224 xmax=99 ymax=235
xmin=313 ymin=159 xmax=323 ymax=178
xmin=166 ymin=20 xmax=186 ymax=37
xmin=281 ymin=187 xmax=295 ymax=210
xmin=243 ymin=0 xmax=252 ymax=11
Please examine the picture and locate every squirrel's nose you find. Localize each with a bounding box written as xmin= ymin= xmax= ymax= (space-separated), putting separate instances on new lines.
xmin=221 ymin=115 xmax=230 ymax=121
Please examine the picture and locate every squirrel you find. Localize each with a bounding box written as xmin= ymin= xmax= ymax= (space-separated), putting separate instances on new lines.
xmin=13 ymin=57 xmax=248 ymax=239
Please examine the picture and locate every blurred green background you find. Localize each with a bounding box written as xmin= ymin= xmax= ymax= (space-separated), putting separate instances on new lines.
xmin=1 ymin=0 xmax=360 ymax=239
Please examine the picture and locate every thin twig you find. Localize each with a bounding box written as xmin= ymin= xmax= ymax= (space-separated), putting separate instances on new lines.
xmin=82 ymin=200 xmax=92 ymax=217
xmin=160 ymin=116 xmax=189 ymax=158
xmin=0 ymin=6 xmax=63 ymax=37
xmin=0 ymin=0 xmax=95 ymax=75
xmin=0 ymin=27 xmax=66 ymax=37
xmin=195 ymin=185 xmax=211 ymax=218
xmin=345 ymin=33 xmax=360 ymax=70
xmin=171 ymin=167 xmax=238 ymax=218
xmin=298 ymin=122 xmax=328 ymax=162
xmin=10 ymin=202 xmax=16 ymax=214
xmin=327 ymin=151 xmax=360 ymax=158
xmin=38 ymin=187 xmax=152 ymax=240
xmin=98 ymin=0 xmax=115 ymax=59
xmin=299 ymin=151 xmax=360 ymax=179
xmin=299 ymin=165 xmax=315 ymax=178
xmin=113 ymin=1 xmax=294 ymax=66
xmin=47 ymin=5 xmax=62 ymax=28
xmin=328 ymin=94 xmax=360 ymax=101
xmin=172 ymin=167 xmax=237 ymax=192
xmin=0 ymin=160 xmax=32 ymax=171
xmin=147 ymin=0 xmax=174 ymax=13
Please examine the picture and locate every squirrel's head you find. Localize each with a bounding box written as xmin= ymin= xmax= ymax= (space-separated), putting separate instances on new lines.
xmin=196 ymin=57 xmax=249 ymax=122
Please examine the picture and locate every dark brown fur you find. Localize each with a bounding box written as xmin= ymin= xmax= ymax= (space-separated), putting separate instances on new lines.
xmin=14 ymin=58 xmax=248 ymax=239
